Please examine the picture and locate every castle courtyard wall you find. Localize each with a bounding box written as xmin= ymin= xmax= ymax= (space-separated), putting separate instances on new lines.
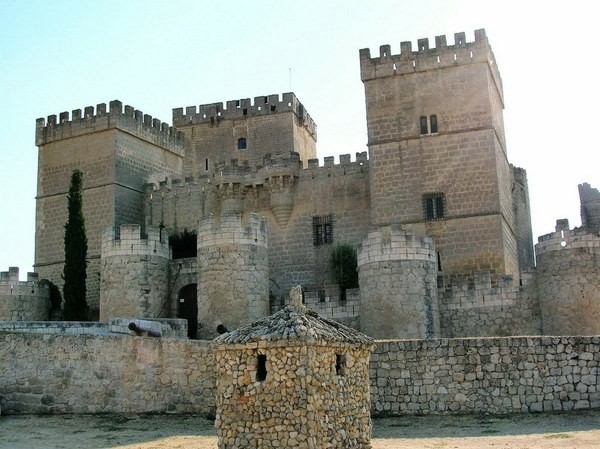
xmin=2 ymin=332 xmax=599 ymax=417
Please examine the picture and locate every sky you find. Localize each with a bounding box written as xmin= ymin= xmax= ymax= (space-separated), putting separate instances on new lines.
xmin=0 ymin=0 xmax=598 ymax=278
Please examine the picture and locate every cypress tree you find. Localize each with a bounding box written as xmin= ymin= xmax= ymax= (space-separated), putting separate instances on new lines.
xmin=62 ymin=169 xmax=89 ymax=320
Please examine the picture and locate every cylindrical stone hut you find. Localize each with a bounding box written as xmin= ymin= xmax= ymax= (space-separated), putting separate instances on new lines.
xmin=213 ymin=286 xmax=374 ymax=449
xmin=358 ymin=225 xmax=439 ymax=339
xmin=197 ymin=212 xmax=269 ymax=339
xmin=99 ymin=224 xmax=171 ymax=322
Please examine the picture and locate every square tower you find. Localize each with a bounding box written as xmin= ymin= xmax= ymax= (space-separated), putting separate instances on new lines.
xmin=34 ymin=101 xmax=184 ymax=317
xmin=360 ymin=29 xmax=520 ymax=283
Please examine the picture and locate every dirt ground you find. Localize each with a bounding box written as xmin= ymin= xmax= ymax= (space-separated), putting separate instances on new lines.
xmin=1 ymin=409 xmax=600 ymax=449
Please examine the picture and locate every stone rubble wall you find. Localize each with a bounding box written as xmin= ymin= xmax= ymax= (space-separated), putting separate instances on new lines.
xmin=2 ymin=333 xmax=600 ymax=416
xmin=215 ymin=343 xmax=372 ymax=449
xmin=370 ymin=336 xmax=600 ymax=415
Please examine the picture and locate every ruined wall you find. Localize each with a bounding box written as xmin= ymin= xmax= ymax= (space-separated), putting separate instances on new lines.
xmin=197 ymin=213 xmax=269 ymax=339
xmin=35 ymin=101 xmax=183 ymax=317
xmin=371 ymin=336 xmax=600 ymax=415
xmin=358 ymin=226 xmax=439 ymax=339
xmin=99 ymin=225 xmax=171 ymax=322
xmin=0 ymin=268 xmax=50 ymax=321
xmin=438 ymin=271 xmax=541 ymax=337
xmin=361 ymin=29 xmax=518 ymax=283
xmin=536 ymin=228 xmax=600 ymax=335
xmin=580 ymin=183 xmax=600 ymax=233
xmin=0 ymin=333 xmax=215 ymax=415
xmin=173 ymin=93 xmax=316 ymax=178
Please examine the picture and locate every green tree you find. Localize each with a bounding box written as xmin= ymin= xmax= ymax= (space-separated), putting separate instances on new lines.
xmin=62 ymin=169 xmax=89 ymax=320
xmin=329 ymin=244 xmax=359 ymax=301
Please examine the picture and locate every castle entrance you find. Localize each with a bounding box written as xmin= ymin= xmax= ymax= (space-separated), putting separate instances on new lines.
xmin=177 ymin=283 xmax=198 ymax=339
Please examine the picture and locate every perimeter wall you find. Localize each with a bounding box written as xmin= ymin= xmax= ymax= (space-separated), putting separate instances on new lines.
xmin=1 ymin=333 xmax=598 ymax=416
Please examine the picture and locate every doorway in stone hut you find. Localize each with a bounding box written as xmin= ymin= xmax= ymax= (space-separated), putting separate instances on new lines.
xmin=177 ymin=283 xmax=198 ymax=339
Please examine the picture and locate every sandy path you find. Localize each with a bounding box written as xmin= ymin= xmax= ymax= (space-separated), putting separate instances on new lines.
xmin=1 ymin=410 xmax=600 ymax=448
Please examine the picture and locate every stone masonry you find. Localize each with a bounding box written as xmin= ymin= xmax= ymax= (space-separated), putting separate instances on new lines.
xmin=0 ymin=267 xmax=50 ymax=321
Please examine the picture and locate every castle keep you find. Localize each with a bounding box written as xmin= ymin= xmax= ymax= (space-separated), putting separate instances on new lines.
xmin=8 ymin=29 xmax=599 ymax=339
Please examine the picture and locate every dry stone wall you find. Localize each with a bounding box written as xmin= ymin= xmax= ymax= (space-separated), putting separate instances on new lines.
xmin=370 ymin=336 xmax=600 ymax=415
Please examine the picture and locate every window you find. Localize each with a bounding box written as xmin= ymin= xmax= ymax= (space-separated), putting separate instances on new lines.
xmin=430 ymin=115 xmax=438 ymax=133
xmin=423 ymin=193 xmax=445 ymax=220
xmin=420 ymin=116 xmax=428 ymax=135
xmin=313 ymin=215 xmax=333 ymax=246
xmin=237 ymin=137 xmax=247 ymax=150
xmin=256 ymin=354 xmax=267 ymax=382
xmin=419 ymin=115 xmax=439 ymax=135
xmin=335 ymin=353 xmax=346 ymax=376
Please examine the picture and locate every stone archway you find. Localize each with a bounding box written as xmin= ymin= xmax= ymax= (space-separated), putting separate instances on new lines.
xmin=177 ymin=283 xmax=198 ymax=339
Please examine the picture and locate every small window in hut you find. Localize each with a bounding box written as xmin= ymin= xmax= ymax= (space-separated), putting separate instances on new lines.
xmin=256 ymin=354 xmax=267 ymax=382
xmin=335 ymin=353 xmax=346 ymax=376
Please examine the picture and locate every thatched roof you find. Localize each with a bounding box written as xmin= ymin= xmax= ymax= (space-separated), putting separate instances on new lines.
xmin=214 ymin=303 xmax=374 ymax=348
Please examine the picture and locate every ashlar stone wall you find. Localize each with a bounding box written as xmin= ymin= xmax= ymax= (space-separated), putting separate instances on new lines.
xmin=0 ymin=268 xmax=50 ymax=321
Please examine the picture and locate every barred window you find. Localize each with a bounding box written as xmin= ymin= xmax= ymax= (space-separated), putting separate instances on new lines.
xmin=420 ymin=116 xmax=428 ymax=135
xmin=423 ymin=193 xmax=445 ymax=220
xmin=313 ymin=215 xmax=333 ymax=246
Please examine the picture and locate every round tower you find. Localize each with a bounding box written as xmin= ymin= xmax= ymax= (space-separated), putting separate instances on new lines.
xmin=357 ymin=225 xmax=439 ymax=339
xmin=197 ymin=212 xmax=269 ymax=339
xmin=0 ymin=267 xmax=50 ymax=321
xmin=99 ymin=224 xmax=171 ymax=322
xmin=536 ymin=226 xmax=600 ymax=335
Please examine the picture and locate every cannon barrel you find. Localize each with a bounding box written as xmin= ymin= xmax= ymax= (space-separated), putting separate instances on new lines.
xmin=128 ymin=322 xmax=162 ymax=338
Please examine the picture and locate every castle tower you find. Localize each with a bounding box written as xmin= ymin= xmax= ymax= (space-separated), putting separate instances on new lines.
xmin=0 ymin=267 xmax=50 ymax=321
xmin=357 ymin=226 xmax=439 ymax=339
xmin=173 ymin=93 xmax=317 ymax=179
xmin=536 ymin=222 xmax=600 ymax=335
xmin=99 ymin=224 xmax=171 ymax=322
xmin=360 ymin=29 xmax=522 ymax=284
xmin=35 ymin=101 xmax=184 ymax=318
xmin=196 ymin=212 xmax=269 ymax=339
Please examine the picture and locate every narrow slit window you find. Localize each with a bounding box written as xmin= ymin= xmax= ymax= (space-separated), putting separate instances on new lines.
xmin=205 ymin=158 xmax=209 ymax=171
xmin=430 ymin=115 xmax=438 ymax=133
xmin=256 ymin=354 xmax=267 ymax=382
xmin=420 ymin=116 xmax=428 ymax=135
xmin=335 ymin=354 xmax=346 ymax=376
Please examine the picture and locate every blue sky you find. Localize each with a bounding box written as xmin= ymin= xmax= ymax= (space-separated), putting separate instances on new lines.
xmin=1 ymin=0 xmax=598 ymax=277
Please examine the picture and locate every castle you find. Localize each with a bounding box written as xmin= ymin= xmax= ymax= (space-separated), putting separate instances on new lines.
xmin=3 ymin=29 xmax=599 ymax=340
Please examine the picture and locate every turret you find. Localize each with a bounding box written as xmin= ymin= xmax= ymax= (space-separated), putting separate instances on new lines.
xmin=0 ymin=267 xmax=50 ymax=321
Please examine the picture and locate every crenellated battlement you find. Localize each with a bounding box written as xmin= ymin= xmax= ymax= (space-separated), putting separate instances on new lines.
xmin=101 ymin=224 xmax=171 ymax=259
xmin=198 ymin=212 xmax=268 ymax=248
xmin=36 ymin=100 xmax=184 ymax=153
xmin=358 ymin=225 xmax=436 ymax=266
xmin=172 ymin=92 xmax=317 ymax=138
xmin=0 ymin=267 xmax=50 ymax=321
xmin=536 ymin=225 xmax=600 ymax=258
xmin=360 ymin=29 xmax=502 ymax=96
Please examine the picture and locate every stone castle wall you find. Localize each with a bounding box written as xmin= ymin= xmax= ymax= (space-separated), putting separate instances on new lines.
xmin=0 ymin=268 xmax=50 ymax=321
xmin=580 ymin=183 xmax=600 ymax=233
xmin=358 ymin=227 xmax=439 ymax=339
xmin=2 ymin=332 xmax=600 ymax=417
xmin=536 ymin=228 xmax=600 ymax=335
xmin=100 ymin=225 xmax=171 ymax=322
xmin=438 ymin=271 xmax=541 ymax=337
